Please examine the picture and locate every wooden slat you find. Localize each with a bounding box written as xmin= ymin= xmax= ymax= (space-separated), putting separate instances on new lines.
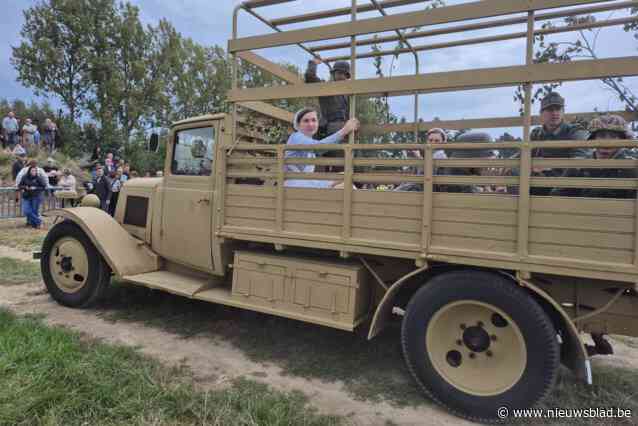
xmin=531 ymin=196 xmax=634 ymax=216
xmin=433 ymin=176 xmax=519 ymax=186
xmin=285 ymin=210 xmax=342 ymax=226
xmin=238 ymin=101 xmax=294 ymax=123
xmin=434 ymin=221 xmax=517 ymax=241
xmin=285 ymin=187 xmax=344 ymax=201
xmin=529 ymin=227 xmax=633 ymax=250
xmin=434 ymin=192 xmax=518 ymax=210
xmin=237 ymin=51 xmax=303 ymax=85
xmin=353 ymin=189 xmax=422 ymax=206
xmin=352 ymin=202 xmax=421 ymax=219
xmin=529 ymin=243 xmax=633 ymax=265
xmin=227 ymin=184 xmax=275 ymax=197
xmin=359 ymin=110 xmax=636 ymax=134
xmin=434 ymin=207 xmax=518 ymax=226
xmin=309 ymin=1 xmax=637 ymax=52
xmin=530 ymin=211 xmax=633 ymax=233
xmin=285 ymin=221 xmax=341 ymax=237
xmin=270 ymin=0 xmax=426 ymax=26
xmin=530 ymin=177 xmax=638 ymax=189
xmin=226 ymin=206 xmax=276 ymax=221
xmin=431 ymin=234 xmax=517 ymax=254
xmin=351 ymin=215 xmax=421 ymax=233
xmin=226 ymin=216 xmax=275 ymax=230
xmin=229 ymin=0 xmax=610 ymax=52
xmin=286 ymin=199 xmax=343 ymax=214
xmin=351 ymin=227 xmax=420 ymax=245
xmin=534 ymin=159 xmax=638 ymax=169
xmin=323 ymin=16 xmax=638 ymax=62
xmin=228 ymin=57 xmax=638 ymax=101
xmin=226 ymin=195 xmax=276 ymax=209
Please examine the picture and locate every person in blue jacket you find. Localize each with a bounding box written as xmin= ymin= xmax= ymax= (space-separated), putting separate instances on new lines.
xmin=284 ymin=107 xmax=358 ymax=188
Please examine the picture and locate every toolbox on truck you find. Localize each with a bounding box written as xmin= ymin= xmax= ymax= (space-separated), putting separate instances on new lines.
xmin=231 ymin=251 xmax=371 ymax=330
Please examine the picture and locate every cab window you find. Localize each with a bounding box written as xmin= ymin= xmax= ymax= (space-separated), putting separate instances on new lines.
xmin=171 ymin=126 xmax=215 ymax=176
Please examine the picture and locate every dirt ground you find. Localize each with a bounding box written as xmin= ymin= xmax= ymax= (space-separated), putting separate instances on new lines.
xmin=1 ymin=243 xmax=637 ymax=425
xmin=0 ymin=244 xmax=469 ymax=426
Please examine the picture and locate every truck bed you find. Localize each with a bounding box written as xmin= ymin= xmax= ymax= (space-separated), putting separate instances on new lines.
xmin=219 ymin=184 xmax=638 ymax=283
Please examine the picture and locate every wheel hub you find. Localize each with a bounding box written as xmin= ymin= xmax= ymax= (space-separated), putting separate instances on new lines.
xmin=462 ymin=325 xmax=490 ymax=353
xmin=49 ymin=237 xmax=89 ymax=294
xmin=60 ymin=256 xmax=73 ymax=273
xmin=426 ymin=300 xmax=527 ymax=396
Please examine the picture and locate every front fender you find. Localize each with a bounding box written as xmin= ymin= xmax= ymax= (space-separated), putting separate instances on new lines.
xmin=44 ymin=208 xmax=160 ymax=278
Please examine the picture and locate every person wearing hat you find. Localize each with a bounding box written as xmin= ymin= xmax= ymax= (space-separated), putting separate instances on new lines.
xmin=442 ymin=132 xmax=497 ymax=193
xmin=552 ymin=114 xmax=636 ymax=199
xmin=530 ymin=92 xmax=590 ymax=195
xmin=305 ymin=58 xmax=352 ymax=172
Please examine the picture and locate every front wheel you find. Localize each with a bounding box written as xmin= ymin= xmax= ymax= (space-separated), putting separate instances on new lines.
xmin=401 ymin=270 xmax=559 ymax=423
xmin=41 ymin=221 xmax=111 ymax=308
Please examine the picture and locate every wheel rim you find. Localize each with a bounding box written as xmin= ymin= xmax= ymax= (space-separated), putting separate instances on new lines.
xmin=426 ymin=300 xmax=527 ymax=397
xmin=49 ymin=237 xmax=89 ymax=294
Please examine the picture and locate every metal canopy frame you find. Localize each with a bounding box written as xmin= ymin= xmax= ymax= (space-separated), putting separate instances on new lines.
xmin=230 ymin=0 xmax=637 ymax=142
xmin=233 ymin=0 xmax=426 ymax=140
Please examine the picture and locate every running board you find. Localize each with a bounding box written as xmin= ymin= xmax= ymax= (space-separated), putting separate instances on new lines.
xmin=122 ymin=271 xmax=220 ymax=298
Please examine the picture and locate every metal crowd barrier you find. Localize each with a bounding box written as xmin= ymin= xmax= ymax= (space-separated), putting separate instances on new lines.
xmin=0 ymin=187 xmax=64 ymax=220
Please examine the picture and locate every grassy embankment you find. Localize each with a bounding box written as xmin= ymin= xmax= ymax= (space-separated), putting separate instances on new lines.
xmin=0 ymin=308 xmax=341 ymax=426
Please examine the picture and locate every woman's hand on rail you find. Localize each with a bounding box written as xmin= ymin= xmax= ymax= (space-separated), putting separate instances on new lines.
xmin=340 ymin=118 xmax=360 ymax=137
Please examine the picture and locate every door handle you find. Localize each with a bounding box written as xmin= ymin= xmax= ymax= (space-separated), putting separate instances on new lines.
xmin=197 ymin=198 xmax=210 ymax=204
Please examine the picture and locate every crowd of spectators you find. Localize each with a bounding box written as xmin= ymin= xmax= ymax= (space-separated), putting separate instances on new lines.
xmin=3 ymin=131 xmax=165 ymax=226
xmin=1 ymin=110 xmax=59 ymax=154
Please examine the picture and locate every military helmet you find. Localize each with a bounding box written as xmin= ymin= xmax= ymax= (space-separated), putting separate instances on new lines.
xmin=331 ymin=61 xmax=351 ymax=77
xmin=80 ymin=194 xmax=101 ymax=208
xmin=540 ymin=92 xmax=565 ymax=111
xmin=588 ymin=114 xmax=633 ymax=139
xmin=450 ymin=132 xmax=495 ymax=158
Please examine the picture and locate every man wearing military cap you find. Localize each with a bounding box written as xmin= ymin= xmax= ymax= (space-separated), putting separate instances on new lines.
xmin=305 ymin=58 xmax=351 ymax=136
xmin=554 ymin=114 xmax=636 ymax=199
xmin=305 ymin=58 xmax=351 ymax=172
xmin=530 ymin=91 xmax=590 ymax=195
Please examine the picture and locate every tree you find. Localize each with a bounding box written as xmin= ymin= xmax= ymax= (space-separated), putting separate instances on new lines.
xmin=12 ymin=0 xmax=94 ymax=120
xmin=515 ymin=10 xmax=638 ymax=115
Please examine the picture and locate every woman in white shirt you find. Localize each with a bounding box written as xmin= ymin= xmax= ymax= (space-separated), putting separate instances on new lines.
xmin=284 ymin=108 xmax=358 ymax=188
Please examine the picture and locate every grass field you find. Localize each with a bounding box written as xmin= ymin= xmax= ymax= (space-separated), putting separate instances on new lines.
xmin=95 ymin=282 xmax=638 ymax=424
xmin=0 ymin=225 xmax=46 ymax=252
xmin=0 ymin=308 xmax=342 ymax=426
xmin=0 ymin=257 xmax=41 ymax=285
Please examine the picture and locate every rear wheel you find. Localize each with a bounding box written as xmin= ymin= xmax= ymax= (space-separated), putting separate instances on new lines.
xmin=41 ymin=221 xmax=111 ymax=308
xmin=401 ymin=270 xmax=559 ymax=422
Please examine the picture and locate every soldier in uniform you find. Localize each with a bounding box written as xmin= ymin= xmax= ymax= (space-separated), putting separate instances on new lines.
xmin=305 ymin=58 xmax=351 ymax=172
xmin=553 ymin=114 xmax=636 ymax=199
xmin=530 ymin=92 xmax=590 ymax=195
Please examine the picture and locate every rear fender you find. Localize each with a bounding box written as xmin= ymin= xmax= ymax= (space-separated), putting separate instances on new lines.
xmin=513 ymin=274 xmax=590 ymax=384
xmin=44 ymin=208 xmax=160 ymax=278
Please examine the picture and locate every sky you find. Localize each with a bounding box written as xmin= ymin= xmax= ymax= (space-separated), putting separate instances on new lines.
xmin=1 ymin=0 xmax=636 ymax=138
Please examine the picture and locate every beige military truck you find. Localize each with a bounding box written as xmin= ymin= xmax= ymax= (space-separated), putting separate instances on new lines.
xmin=39 ymin=0 xmax=638 ymax=422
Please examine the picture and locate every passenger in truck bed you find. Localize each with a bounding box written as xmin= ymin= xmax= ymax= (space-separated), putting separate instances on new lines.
xmin=284 ymin=107 xmax=358 ymax=188
xmin=551 ymin=114 xmax=636 ymax=199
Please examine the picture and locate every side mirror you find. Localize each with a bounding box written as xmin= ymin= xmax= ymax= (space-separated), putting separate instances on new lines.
xmin=148 ymin=133 xmax=159 ymax=152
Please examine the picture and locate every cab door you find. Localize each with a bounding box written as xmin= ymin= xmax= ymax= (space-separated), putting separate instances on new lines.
xmin=159 ymin=121 xmax=217 ymax=272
